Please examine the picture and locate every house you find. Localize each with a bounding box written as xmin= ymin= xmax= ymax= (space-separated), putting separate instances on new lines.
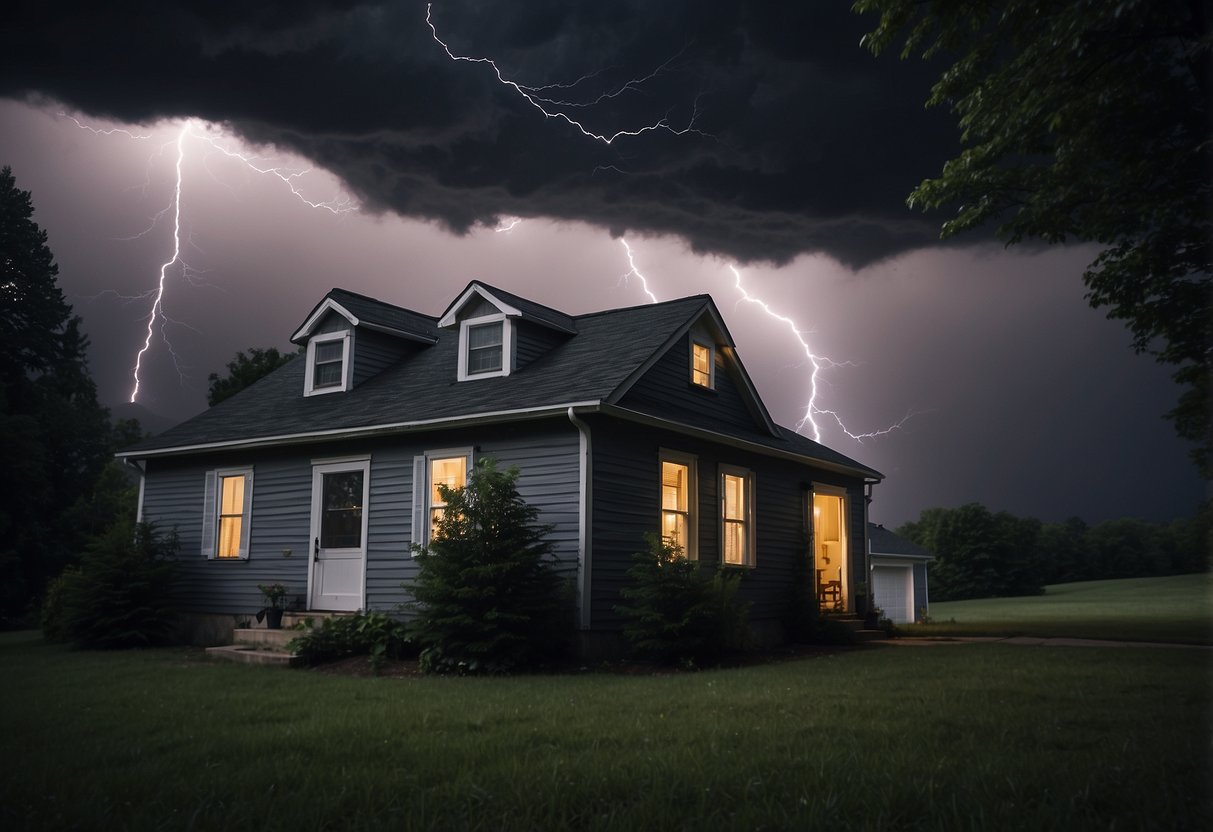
xmin=868 ymin=523 xmax=934 ymax=624
xmin=118 ymin=282 xmax=885 ymax=654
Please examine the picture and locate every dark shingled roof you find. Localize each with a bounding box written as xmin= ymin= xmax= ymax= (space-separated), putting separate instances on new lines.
xmin=869 ymin=524 xmax=933 ymax=558
xmin=461 ymin=281 xmax=577 ymax=333
xmin=121 ymin=288 xmax=882 ymax=480
xmin=293 ymin=288 xmax=440 ymax=343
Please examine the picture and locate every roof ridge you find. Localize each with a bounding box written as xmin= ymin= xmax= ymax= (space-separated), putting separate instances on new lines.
xmin=573 ymin=293 xmax=711 ymax=321
xmin=327 ymin=287 xmax=438 ymax=322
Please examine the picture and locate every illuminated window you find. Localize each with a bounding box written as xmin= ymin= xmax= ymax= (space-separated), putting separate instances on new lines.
xmin=203 ymin=467 xmax=253 ymax=559
xmin=659 ymin=451 xmax=697 ymax=558
xmin=458 ymin=315 xmax=512 ymax=380
xmin=720 ymin=465 xmax=755 ymax=566
xmin=691 ymin=341 xmax=713 ymax=388
xmin=304 ymin=331 xmax=350 ymax=396
xmin=428 ymin=454 xmax=471 ymax=539
xmin=217 ymin=474 xmax=246 ymax=558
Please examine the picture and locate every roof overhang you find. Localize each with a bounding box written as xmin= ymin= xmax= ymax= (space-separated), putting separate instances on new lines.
xmin=117 ymin=402 xmax=604 ymax=460
xmin=600 ymin=404 xmax=883 ymax=481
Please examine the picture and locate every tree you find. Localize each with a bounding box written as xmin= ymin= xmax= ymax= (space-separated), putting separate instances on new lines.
xmin=408 ymin=459 xmax=569 ymax=674
xmin=207 ymin=346 xmax=298 ymax=406
xmin=855 ymin=0 xmax=1212 ymax=475
xmin=0 ymin=166 xmax=111 ymax=624
xmin=898 ymin=503 xmax=1044 ymax=600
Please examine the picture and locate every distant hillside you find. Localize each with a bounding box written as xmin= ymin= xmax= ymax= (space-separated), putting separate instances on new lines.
xmin=107 ymin=401 xmax=182 ymax=437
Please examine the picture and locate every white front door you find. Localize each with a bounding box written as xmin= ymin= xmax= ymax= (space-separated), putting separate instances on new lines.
xmin=309 ymin=460 xmax=370 ymax=611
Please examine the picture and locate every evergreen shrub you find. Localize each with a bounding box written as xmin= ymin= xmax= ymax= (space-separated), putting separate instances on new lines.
xmin=54 ymin=519 xmax=180 ymax=648
xmin=408 ymin=459 xmax=570 ymax=674
xmin=615 ymin=534 xmax=751 ymax=666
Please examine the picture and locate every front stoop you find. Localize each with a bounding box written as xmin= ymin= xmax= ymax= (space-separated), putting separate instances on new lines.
xmin=830 ymin=615 xmax=889 ymax=642
xmin=205 ymin=626 xmax=303 ymax=668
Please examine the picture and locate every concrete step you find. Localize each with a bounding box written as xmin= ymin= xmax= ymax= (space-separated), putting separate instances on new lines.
xmin=282 ymin=611 xmax=353 ymax=628
xmin=233 ymin=627 xmax=297 ymax=650
xmin=205 ymin=644 xmax=304 ymax=667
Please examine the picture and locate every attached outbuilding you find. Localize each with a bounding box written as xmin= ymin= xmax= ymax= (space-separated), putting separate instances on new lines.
xmin=868 ymin=523 xmax=934 ymax=624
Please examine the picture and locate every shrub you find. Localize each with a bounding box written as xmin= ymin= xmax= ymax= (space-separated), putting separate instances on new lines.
xmin=408 ymin=459 xmax=570 ymax=675
xmin=56 ymin=519 xmax=180 ymax=649
xmin=615 ymin=534 xmax=751 ymax=666
xmin=288 ymin=612 xmax=413 ymax=672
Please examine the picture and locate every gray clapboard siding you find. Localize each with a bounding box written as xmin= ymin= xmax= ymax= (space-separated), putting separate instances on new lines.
xmin=141 ymin=419 xmax=581 ymax=617
xmin=586 ymin=414 xmax=869 ymax=630
xmin=618 ymin=335 xmax=769 ymax=435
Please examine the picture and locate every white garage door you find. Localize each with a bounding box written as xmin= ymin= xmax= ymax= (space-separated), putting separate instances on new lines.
xmin=872 ymin=565 xmax=911 ymax=624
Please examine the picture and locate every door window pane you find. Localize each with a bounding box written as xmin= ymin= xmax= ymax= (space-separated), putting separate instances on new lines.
xmin=320 ymin=470 xmax=364 ymax=548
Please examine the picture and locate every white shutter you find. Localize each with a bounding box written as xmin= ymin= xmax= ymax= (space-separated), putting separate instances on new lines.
xmin=411 ymin=455 xmax=427 ymax=553
xmin=200 ymin=471 xmax=217 ymax=558
xmin=238 ymin=469 xmax=254 ymax=558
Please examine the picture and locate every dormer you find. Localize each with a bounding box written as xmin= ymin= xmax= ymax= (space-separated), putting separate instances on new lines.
xmin=291 ymin=289 xmax=439 ymax=397
xmin=438 ymin=282 xmax=576 ymax=381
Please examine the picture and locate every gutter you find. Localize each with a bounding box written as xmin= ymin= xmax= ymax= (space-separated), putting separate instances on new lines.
xmin=122 ymin=458 xmax=147 ymax=522
xmin=116 ymin=401 xmax=605 ymax=460
xmin=567 ymin=407 xmax=594 ymax=630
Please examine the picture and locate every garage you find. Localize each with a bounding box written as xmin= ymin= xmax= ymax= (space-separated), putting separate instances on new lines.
xmin=872 ymin=564 xmax=912 ymax=624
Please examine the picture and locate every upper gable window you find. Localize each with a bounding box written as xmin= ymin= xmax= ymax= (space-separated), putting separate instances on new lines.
xmin=304 ymin=331 xmax=351 ymax=396
xmin=457 ymin=314 xmax=512 ymax=381
xmin=691 ymin=341 xmax=714 ymax=389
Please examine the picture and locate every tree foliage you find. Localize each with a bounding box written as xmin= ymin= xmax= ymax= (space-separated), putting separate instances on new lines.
xmin=899 ymin=501 xmax=1210 ymax=600
xmin=408 ymin=459 xmax=570 ymax=674
xmin=207 ymin=346 xmax=297 ymax=406
xmin=855 ymin=0 xmax=1212 ymax=474
xmin=615 ymin=535 xmax=751 ymax=666
xmin=46 ymin=519 xmax=180 ymax=649
xmin=0 ymin=166 xmax=112 ymax=624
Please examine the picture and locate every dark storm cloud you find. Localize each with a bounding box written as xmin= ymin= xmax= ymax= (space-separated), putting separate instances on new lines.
xmin=2 ymin=0 xmax=956 ymax=267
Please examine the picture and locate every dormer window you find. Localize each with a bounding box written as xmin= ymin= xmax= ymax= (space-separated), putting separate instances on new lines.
xmin=304 ymin=331 xmax=351 ymax=396
xmin=691 ymin=341 xmax=714 ymax=388
xmin=457 ymin=314 xmax=512 ymax=380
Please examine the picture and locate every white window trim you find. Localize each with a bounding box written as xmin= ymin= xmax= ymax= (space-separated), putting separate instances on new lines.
xmin=659 ymin=448 xmax=698 ymax=560
xmin=457 ymin=313 xmax=513 ymax=381
xmin=203 ymin=466 xmax=254 ymax=560
xmin=304 ymin=330 xmax=352 ymax=396
xmin=412 ymin=447 xmax=475 ymax=552
xmin=691 ymin=339 xmax=715 ymax=389
xmin=719 ymin=464 xmax=756 ymax=567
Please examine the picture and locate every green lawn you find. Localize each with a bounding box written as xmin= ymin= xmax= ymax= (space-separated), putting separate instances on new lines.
xmin=904 ymin=573 xmax=1213 ymax=644
xmin=1 ymin=632 xmax=1209 ymax=830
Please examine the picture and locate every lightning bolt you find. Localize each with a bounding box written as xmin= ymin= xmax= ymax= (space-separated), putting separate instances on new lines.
xmin=616 ymin=240 xmax=914 ymax=446
xmin=67 ymin=115 xmax=356 ymax=403
xmin=619 ymin=239 xmax=659 ymax=303
xmin=427 ymin=3 xmax=704 ymax=146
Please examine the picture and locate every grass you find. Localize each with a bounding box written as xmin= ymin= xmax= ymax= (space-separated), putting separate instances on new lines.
xmin=1 ymin=631 xmax=1209 ymax=830
xmin=903 ymin=573 xmax=1213 ymax=644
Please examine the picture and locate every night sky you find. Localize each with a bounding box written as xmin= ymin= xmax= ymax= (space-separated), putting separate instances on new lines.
xmin=1 ymin=1 xmax=1204 ymax=527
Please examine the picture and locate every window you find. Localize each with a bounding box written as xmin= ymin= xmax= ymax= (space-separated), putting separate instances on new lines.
xmin=429 ymin=455 xmax=468 ymax=537
xmin=304 ymin=331 xmax=351 ymax=396
xmin=412 ymin=449 xmax=473 ymax=547
xmin=720 ymin=465 xmax=755 ymax=566
xmin=691 ymin=341 xmax=714 ymax=388
xmin=659 ymin=450 xmax=698 ymax=558
xmin=217 ymin=474 xmax=246 ymax=558
xmin=457 ymin=314 xmax=512 ymax=380
xmin=202 ymin=467 xmax=253 ymax=559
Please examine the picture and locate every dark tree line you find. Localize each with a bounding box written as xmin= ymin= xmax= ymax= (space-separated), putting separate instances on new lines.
xmin=898 ymin=502 xmax=1211 ymax=602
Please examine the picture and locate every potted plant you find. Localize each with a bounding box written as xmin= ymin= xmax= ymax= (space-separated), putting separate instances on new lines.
xmin=256 ymin=583 xmax=289 ymax=629
xmin=853 ymin=581 xmax=870 ymax=618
